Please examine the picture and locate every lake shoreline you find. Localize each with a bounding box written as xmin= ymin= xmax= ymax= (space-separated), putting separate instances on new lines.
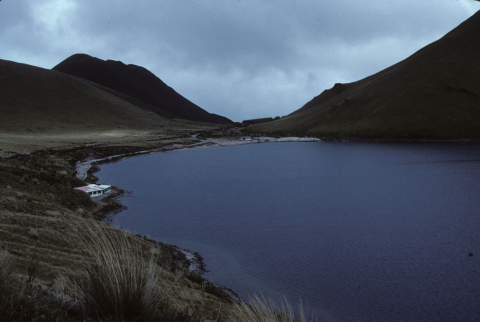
xmin=77 ymin=136 xmax=321 ymax=291
xmin=74 ymin=137 xmax=315 ymax=274
xmin=76 ymin=135 xmax=479 ymax=278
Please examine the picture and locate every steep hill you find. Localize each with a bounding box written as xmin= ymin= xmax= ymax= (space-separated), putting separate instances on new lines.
xmin=53 ymin=54 xmax=232 ymax=124
xmin=248 ymin=10 xmax=480 ymax=140
xmin=0 ymin=59 xmax=171 ymax=133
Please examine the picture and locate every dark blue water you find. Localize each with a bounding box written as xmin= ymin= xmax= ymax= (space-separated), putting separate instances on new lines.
xmin=96 ymin=142 xmax=480 ymax=322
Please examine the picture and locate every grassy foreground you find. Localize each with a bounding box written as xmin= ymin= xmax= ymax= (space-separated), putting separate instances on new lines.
xmin=0 ymin=220 xmax=315 ymax=321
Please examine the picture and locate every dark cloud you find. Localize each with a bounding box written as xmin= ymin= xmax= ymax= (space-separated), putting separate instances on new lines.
xmin=1 ymin=0 xmax=478 ymax=121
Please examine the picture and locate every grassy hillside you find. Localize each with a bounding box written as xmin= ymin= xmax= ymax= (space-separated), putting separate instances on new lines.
xmin=53 ymin=54 xmax=232 ymax=124
xmin=0 ymin=58 xmax=232 ymax=156
xmin=248 ymin=10 xmax=480 ymax=140
xmin=0 ymin=58 xmax=171 ymax=133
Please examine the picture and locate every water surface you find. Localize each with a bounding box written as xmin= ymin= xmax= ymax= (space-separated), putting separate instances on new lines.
xmin=97 ymin=142 xmax=480 ymax=321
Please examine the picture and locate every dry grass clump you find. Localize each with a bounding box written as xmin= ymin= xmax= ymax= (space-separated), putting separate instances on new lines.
xmin=66 ymin=221 xmax=206 ymax=321
xmin=69 ymin=223 xmax=169 ymax=321
xmin=228 ymin=295 xmax=314 ymax=322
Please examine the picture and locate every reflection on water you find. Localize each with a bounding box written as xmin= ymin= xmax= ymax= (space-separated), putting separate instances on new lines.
xmin=97 ymin=141 xmax=480 ymax=322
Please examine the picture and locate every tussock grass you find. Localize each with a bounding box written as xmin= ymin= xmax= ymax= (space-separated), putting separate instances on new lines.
xmin=228 ymin=295 xmax=314 ymax=322
xmin=69 ymin=222 xmax=168 ymax=321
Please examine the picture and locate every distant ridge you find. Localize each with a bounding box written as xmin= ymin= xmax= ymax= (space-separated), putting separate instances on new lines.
xmin=248 ymin=10 xmax=480 ymax=140
xmin=53 ymin=54 xmax=232 ymax=124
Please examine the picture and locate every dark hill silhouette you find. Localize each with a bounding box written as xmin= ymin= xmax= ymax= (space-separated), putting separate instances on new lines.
xmin=0 ymin=58 xmax=170 ymax=133
xmin=248 ymin=10 xmax=480 ymax=140
xmin=53 ymin=54 xmax=231 ymax=124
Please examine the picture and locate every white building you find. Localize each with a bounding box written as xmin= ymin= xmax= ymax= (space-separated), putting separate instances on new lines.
xmin=74 ymin=184 xmax=112 ymax=198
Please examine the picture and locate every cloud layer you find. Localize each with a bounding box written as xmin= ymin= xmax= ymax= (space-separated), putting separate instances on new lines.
xmin=1 ymin=0 xmax=478 ymax=121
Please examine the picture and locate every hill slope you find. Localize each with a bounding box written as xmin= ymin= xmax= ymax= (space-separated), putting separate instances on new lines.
xmin=0 ymin=58 xmax=171 ymax=133
xmin=53 ymin=54 xmax=231 ymax=124
xmin=249 ymin=10 xmax=480 ymax=140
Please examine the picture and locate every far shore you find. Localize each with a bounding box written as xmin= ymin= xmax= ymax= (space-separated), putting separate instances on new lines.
xmin=76 ymin=135 xmax=321 ymax=181
xmin=75 ymin=134 xmax=475 ymax=182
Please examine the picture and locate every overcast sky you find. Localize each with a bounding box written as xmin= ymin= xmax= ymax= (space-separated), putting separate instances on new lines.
xmin=1 ymin=1 xmax=479 ymax=122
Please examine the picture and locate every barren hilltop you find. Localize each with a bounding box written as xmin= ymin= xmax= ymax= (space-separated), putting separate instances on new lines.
xmin=248 ymin=10 xmax=480 ymax=140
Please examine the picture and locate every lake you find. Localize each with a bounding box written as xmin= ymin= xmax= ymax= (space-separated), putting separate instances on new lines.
xmin=96 ymin=141 xmax=480 ymax=322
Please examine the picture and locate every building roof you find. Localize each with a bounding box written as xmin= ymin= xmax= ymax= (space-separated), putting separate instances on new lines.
xmin=74 ymin=184 xmax=111 ymax=193
xmin=74 ymin=186 xmax=101 ymax=193
xmin=95 ymin=184 xmax=111 ymax=189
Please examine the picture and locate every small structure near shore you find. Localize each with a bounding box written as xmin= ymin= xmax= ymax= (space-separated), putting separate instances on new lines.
xmin=240 ymin=136 xmax=252 ymax=141
xmin=74 ymin=184 xmax=111 ymax=198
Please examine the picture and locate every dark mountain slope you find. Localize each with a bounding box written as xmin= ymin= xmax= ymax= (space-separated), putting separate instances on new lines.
xmin=248 ymin=10 xmax=480 ymax=140
xmin=0 ymin=59 xmax=169 ymax=132
xmin=53 ymin=54 xmax=231 ymax=124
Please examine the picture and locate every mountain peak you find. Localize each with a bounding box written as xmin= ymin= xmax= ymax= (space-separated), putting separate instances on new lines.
xmin=53 ymin=54 xmax=232 ymax=124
